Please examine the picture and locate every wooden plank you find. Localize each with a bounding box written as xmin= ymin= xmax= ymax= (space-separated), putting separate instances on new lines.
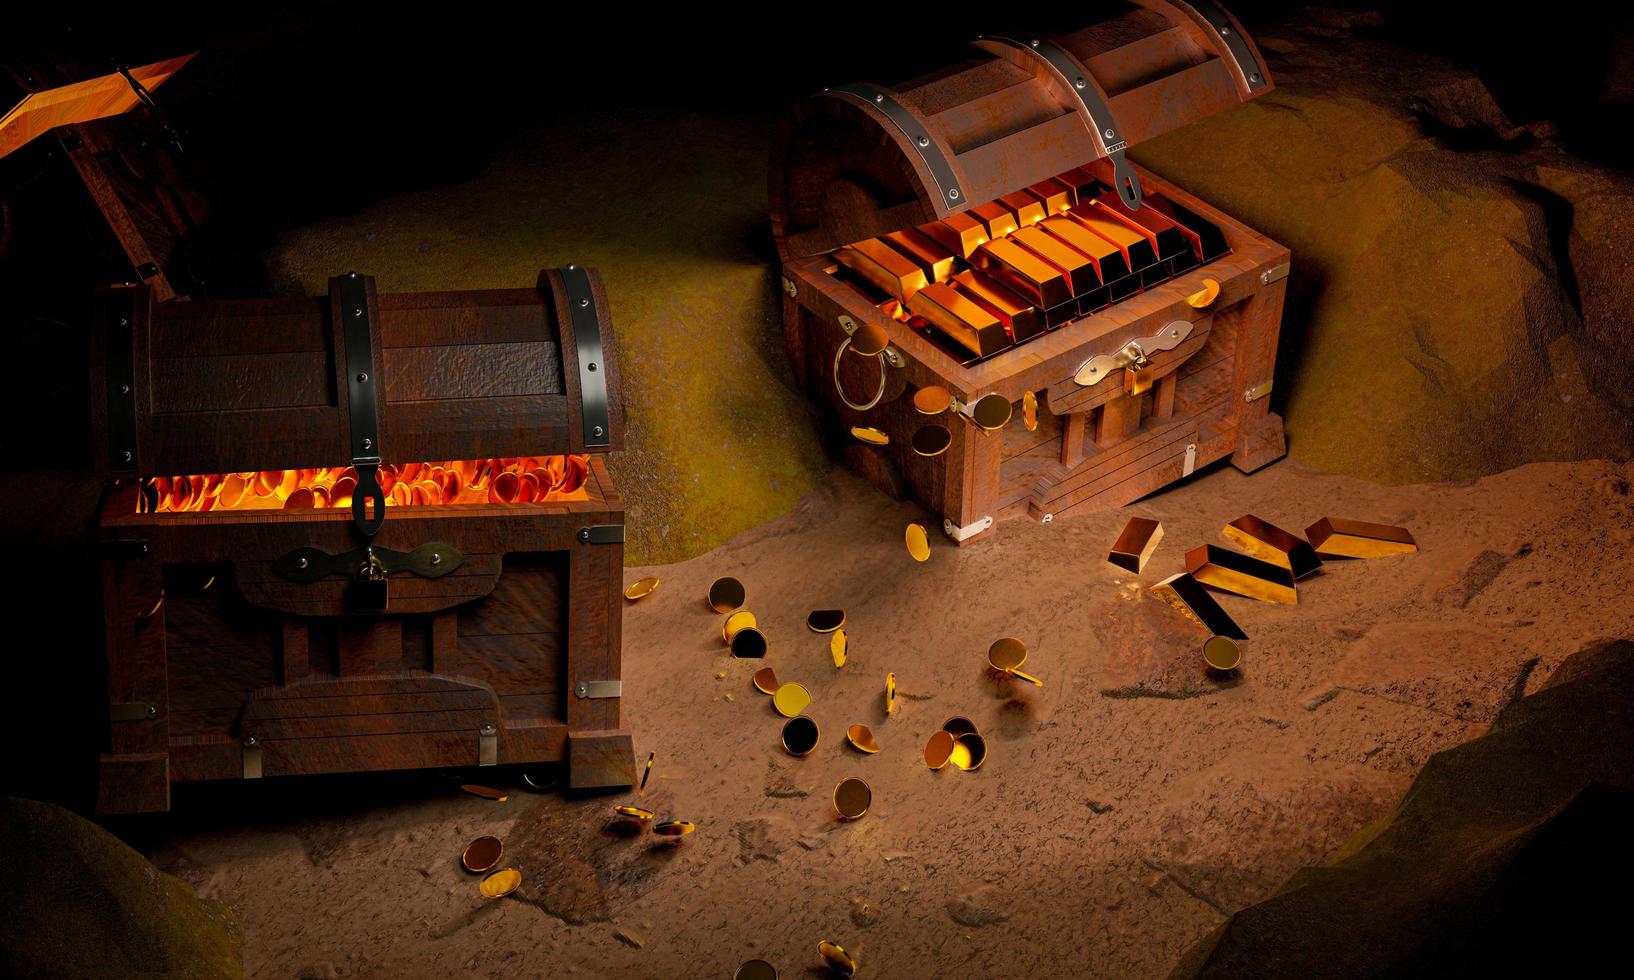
xmin=1096 ymin=394 xmax=1144 ymax=448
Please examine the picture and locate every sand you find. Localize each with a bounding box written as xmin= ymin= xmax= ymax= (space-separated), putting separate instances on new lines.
xmin=141 ymin=456 xmax=1634 ymax=979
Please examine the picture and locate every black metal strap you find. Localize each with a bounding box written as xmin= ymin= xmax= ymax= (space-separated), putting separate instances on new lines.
xmin=338 ymin=273 xmax=386 ymax=536
xmin=560 ymin=265 xmax=611 ymax=449
xmin=980 ymin=33 xmax=1144 ymax=210
xmin=273 ymin=542 xmax=464 ymax=583
xmin=577 ymin=524 xmax=625 ymax=544
xmin=1175 ymin=1 xmax=1268 ymax=92
xmin=104 ymin=290 xmax=139 ymax=474
xmin=821 ymin=84 xmax=965 ymax=208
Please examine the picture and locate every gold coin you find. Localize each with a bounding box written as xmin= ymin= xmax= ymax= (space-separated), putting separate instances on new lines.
xmin=941 ymin=716 xmax=978 ymax=738
xmin=723 ymin=609 xmax=758 ymax=644
xmin=461 ymin=835 xmax=502 ymax=873
xmin=624 ymin=577 xmax=660 ymax=600
xmin=833 ymin=777 xmax=872 ymax=820
xmin=885 ymin=672 xmax=896 ymax=716
xmin=846 ymin=724 xmax=880 ymax=754
xmin=1203 ymin=635 xmax=1242 ymax=671
xmin=948 ymin=739 xmax=973 ymax=770
xmin=953 ymin=733 xmax=987 ymax=771
xmin=1023 ymin=390 xmax=1038 ymax=432
xmin=653 ymin=820 xmax=696 ymax=838
xmin=460 ymin=784 xmax=509 ymax=802
xmin=905 ymin=522 xmax=931 ymax=562
xmin=1187 ymin=277 xmax=1221 ymax=309
xmin=753 ymin=667 xmax=780 ymax=695
xmin=970 ymin=392 xmax=1013 ymax=430
xmin=772 ymin=682 xmax=812 ymax=718
xmin=707 ymin=576 xmax=746 ymax=613
xmin=781 ymin=716 xmax=820 ymax=756
xmin=831 ymin=629 xmax=847 ymax=668
xmin=850 ymin=322 xmax=889 ymax=357
xmin=478 ymin=866 xmax=522 ymax=898
xmin=731 ymin=626 xmax=768 ymax=659
xmin=640 ymin=752 xmax=655 ymax=792
xmin=911 ymin=423 xmax=952 ymax=457
xmin=913 ymin=385 xmax=953 ymax=415
xmin=807 ymin=609 xmax=845 ymax=633
xmin=987 ymin=637 xmax=1028 ymax=672
xmin=614 ymin=805 xmax=655 ymax=821
xmin=818 ymin=940 xmax=858 ymax=977
xmin=924 ymin=730 xmax=956 ymax=770
xmin=735 ymin=960 xmax=778 ymax=980
xmin=851 ymin=426 xmax=889 ymax=446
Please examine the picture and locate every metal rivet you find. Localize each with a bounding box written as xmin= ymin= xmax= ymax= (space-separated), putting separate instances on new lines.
xmin=356 ymin=372 xmax=368 ymax=383
xmin=592 ymin=425 xmax=605 ymax=437
xmin=917 ymin=135 xmax=930 ymax=147
xmin=948 ymin=188 xmax=960 ymax=200
xmin=579 ymin=298 xmax=590 ymax=308
xmin=1075 ymin=77 xmax=1087 ymax=89
xmin=123 ymin=450 xmax=133 ymax=462
xmin=361 ymin=438 xmax=372 ymax=450
xmin=245 ymin=736 xmax=258 ymax=746
xmin=481 ymin=723 xmax=496 ymax=735
xmin=873 ymin=93 xmax=885 ymax=103
xmin=576 ymin=684 xmax=587 ymax=697
xmin=297 ymin=557 xmax=309 ymax=569
xmin=348 ymin=272 xmax=358 ymax=278
xmin=1089 ymin=367 xmax=1098 ymax=375
xmin=120 ymin=318 xmax=129 ymax=326
xmin=587 ymin=362 xmax=598 ymax=371
xmin=430 ymin=553 xmax=441 ymax=565
xmin=1250 ymin=73 xmax=1261 ymax=83
xmin=119 ymin=383 xmax=131 ymax=395
xmin=146 ymin=704 xmax=157 ymax=718
xmin=566 ymin=263 xmax=576 ymax=269
xmin=1172 ymin=328 xmax=1180 ymax=337
xmin=1042 ymin=513 xmax=1054 ymax=524
xmin=578 ymin=529 xmax=591 ymax=542
xmin=1104 ymin=128 xmax=1115 ymax=139
xmin=1220 ymin=25 xmax=1232 ymax=35
xmin=353 ymin=308 xmax=363 ymax=317
xmin=1029 ymin=39 xmax=1040 ymax=47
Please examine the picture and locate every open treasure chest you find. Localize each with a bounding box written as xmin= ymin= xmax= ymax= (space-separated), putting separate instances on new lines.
xmin=90 ymin=268 xmax=634 ymax=813
xmin=771 ymin=1 xmax=1289 ymax=544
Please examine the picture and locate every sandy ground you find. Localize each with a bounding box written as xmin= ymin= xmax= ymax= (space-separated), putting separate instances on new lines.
xmin=141 ymin=456 xmax=1634 ymax=979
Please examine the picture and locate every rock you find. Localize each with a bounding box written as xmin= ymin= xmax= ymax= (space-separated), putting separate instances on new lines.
xmin=946 ymin=885 xmax=1011 ymax=928
xmin=1318 ymin=622 xmax=1538 ymax=722
xmin=504 ymin=789 xmax=679 ymax=926
xmin=0 ymin=796 xmax=243 ymax=979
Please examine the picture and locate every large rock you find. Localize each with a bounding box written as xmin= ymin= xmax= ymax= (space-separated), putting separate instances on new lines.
xmin=0 ymin=796 xmax=242 ymax=979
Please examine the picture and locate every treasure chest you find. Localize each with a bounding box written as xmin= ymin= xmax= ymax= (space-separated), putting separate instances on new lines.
xmin=770 ymin=1 xmax=1289 ymax=544
xmin=90 ymin=268 xmax=634 ymax=813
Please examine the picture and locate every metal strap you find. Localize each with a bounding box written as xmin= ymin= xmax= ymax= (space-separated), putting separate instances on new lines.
xmin=104 ymin=290 xmax=139 ymax=473
xmin=1175 ymin=1 xmax=1268 ymax=92
xmin=980 ymin=33 xmax=1143 ymax=210
xmin=575 ymin=680 xmax=622 ymax=699
xmin=338 ymin=273 xmax=386 ymax=536
xmin=577 ymin=524 xmax=625 ymax=545
xmin=560 ymin=266 xmax=612 ymax=448
xmin=822 ymin=84 xmax=965 ymax=208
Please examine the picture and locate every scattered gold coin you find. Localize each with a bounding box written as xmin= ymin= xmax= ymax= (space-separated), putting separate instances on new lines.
xmin=614 ymin=805 xmax=655 ymax=822
xmin=851 ymin=426 xmax=889 ymax=446
xmin=623 ymin=577 xmax=660 ymax=600
xmin=818 ymin=940 xmax=858 ymax=977
xmin=970 ymin=392 xmax=1013 ymax=430
xmin=807 ymin=609 xmax=846 ymax=633
xmin=924 ymin=730 xmax=955 ymax=770
xmin=941 ymin=716 xmax=978 ymax=738
xmin=707 ymin=576 xmax=746 ymax=613
xmin=833 ymin=777 xmax=872 ymax=820
xmin=987 ymin=637 xmax=1044 ymax=686
xmin=460 ymin=784 xmax=508 ymax=802
xmin=782 ymin=716 xmax=820 ymax=756
xmin=723 ymin=610 xmax=758 ymax=644
xmin=735 ymin=960 xmax=778 ymax=980
xmin=846 ymin=724 xmax=880 ymax=754
xmin=731 ymin=627 xmax=768 ymax=659
xmin=831 ymin=629 xmax=847 ymax=668
xmin=1203 ymin=635 xmax=1242 ymax=672
xmin=1023 ymin=390 xmax=1038 ymax=432
xmin=653 ymin=820 xmax=696 ymax=839
xmin=461 ymin=835 xmax=502 ymax=874
xmin=640 ymin=752 xmax=655 ymax=792
xmin=906 ymin=522 xmax=930 ymax=562
xmin=885 ymin=672 xmax=897 ymax=716
xmin=478 ymin=867 xmax=523 ymax=898
xmin=753 ymin=667 xmax=780 ymax=695
xmin=911 ymin=423 xmax=952 ymax=457
xmin=1186 ymin=277 xmax=1221 ymax=309
xmin=913 ymin=385 xmax=953 ymax=415
xmin=952 ymin=732 xmax=987 ymax=771
xmin=773 ymin=682 xmax=812 ymax=718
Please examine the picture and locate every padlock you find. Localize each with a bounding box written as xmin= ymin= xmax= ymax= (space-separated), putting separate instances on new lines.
xmin=346 ymin=546 xmax=390 ymax=612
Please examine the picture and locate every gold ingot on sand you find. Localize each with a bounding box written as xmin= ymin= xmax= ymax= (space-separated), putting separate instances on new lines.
xmin=1223 ymin=515 xmax=1322 ymax=579
xmin=846 ymin=723 xmax=880 ymax=754
xmin=851 ymin=426 xmax=889 ymax=446
xmin=885 ymin=672 xmax=897 ymax=715
xmin=807 ymin=609 xmax=845 ymax=633
xmin=708 ymin=576 xmax=746 ymax=613
xmin=653 ymin=820 xmax=696 ymax=839
xmin=1108 ymin=517 xmax=1163 ymax=574
xmin=1185 ymin=545 xmax=1298 ymax=605
xmin=782 ymin=716 xmax=820 ymax=756
xmin=987 ymin=637 xmax=1043 ymax=686
xmin=912 ymin=424 xmax=951 ymax=457
xmin=925 ymin=730 xmax=956 ymax=770
xmin=913 ymin=385 xmax=954 ymax=415
xmin=941 ymin=716 xmax=978 ymax=738
xmin=1203 ymin=635 xmax=1241 ymax=672
xmin=478 ymin=867 xmax=522 ymax=899
xmin=723 ymin=610 xmax=758 ymax=644
xmin=818 ymin=940 xmax=859 ymax=977
xmin=952 ymin=733 xmax=987 ymax=771
xmin=753 ymin=667 xmax=780 ymax=695
xmin=1305 ymin=517 xmax=1418 ymax=558
xmin=831 ymin=629 xmax=847 ymax=668
xmin=461 ymin=835 xmax=502 ymax=873
xmin=735 ymin=960 xmax=778 ymax=980
xmin=969 ymin=393 xmax=1012 ymax=431
xmin=773 ymin=682 xmax=811 ymax=718
xmin=624 ymin=577 xmax=660 ymax=600
xmin=730 ymin=626 xmax=768 ymax=660
xmin=1023 ymin=390 xmax=1038 ymax=432
xmin=614 ymin=805 xmax=656 ymax=822
xmin=905 ymin=523 xmax=931 ymax=562
xmin=833 ymin=777 xmax=872 ymax=820
xmin=1149 ymin=573 xmax=1247 ymax=640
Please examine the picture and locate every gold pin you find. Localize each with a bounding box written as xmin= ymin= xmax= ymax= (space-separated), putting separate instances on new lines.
xmin=952 ymin=733 xmax=987 ymax=771
xmin=782 ymin=716 xmax=820 ymax=756
xmin=846 ymin=724 xmax=880 ymax=754
xmin=987 ymin=637 xmax=1044 ymax=686
xmin=913 ymin=385 xmax=954 ymax=415
xmin=1185 ymin=545 xmax=1298 ymax=605
xmin=849 ymin=321 xmax=891 ymax=357
xmin=831 ymin=629 xmax=848 ymax=668
xmin=478 ymin=867 xmax=523 ymax=898
xmin=1149 ymin=573 xmax=1247 ymax=639
xmin=807 ymin=610 xmax=846 ymax=633
xmin=1108 ymin=517 xmax=1164 ymax=573
xmin=1305 ymin=517 xmax=1418 ymax=558
xmin=653 ymin=820 xmax=696 ymax=839
xmin=639 ymin=752 xmax=655 ymax=792
xmin=885 ymin=672 xmax=897 ymax=715
xmin=1023 ymin=390 xmax=1038 ymax=432
xmin=833 ymin=777 xmax=872 ymax=820
xmin=818 ymin=940 xmax=859 ymax=977
xmin=614 ymin=804 xmax=656 ymax=822
xmin=851 ymin=426 xmax=889 ymax=446
xmin=753 ymin=667 xmax=780 ymax=695
xmin=623 ymin=577 xmax=660 ymax=600
xmin=731 ymin=627 xmax=769 ymax=659
xmin=911 ymin=424 xmax=952 ymax=457
xmin=461 ymin=835 xmax=503 ymax=873
xmin=735 ymin=960 xmax=779 ymax=980
xmin=773 ymin=682 xmax=812 ymax=718
xmin=941 ymin=716 xmax=978 ymax=738
xmin=969 ymin=393 xmax=1013 ymax=431
xmin=905 ymin=523 xmax=931 ymax=562
xmin=1186 ymin=277 xmax=1220 ymax=309
xmin=708 ymin=576 xmax=746 ymax=613
xmin=1224 ymin=515 xmax=1322 ymax=579
xmin=924 ymin=730 xmax=956 ymax=770
xmin=460 ymin=784 xmax=509 ymax=802
xmin=1203 ymin=635 xmax=1241 ymax=672
xmin=723 ymin=610 xmax=758 ymax=644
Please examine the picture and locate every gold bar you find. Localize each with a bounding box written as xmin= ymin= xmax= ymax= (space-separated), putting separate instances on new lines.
xmin=1012 ymin=226 xmax=1103 ymax=296
xmin=1223 ymin=515 xmax=1323 ymax=579
xmin=883 ymin=228 xmax=957 ymax=283
xmin=1108 ymin=517 xmax=1163 ymax=573
xmin=972 ymin=238 xmax=1072 ymax=309
xmin=1040 ymin=216 xmax=1130 ymax=281
xmin=1149 ymin=573 xmax=1247 ymax=639
xmin=1026 ymin=178 xmax=1075 ymax=216
xmin=906 ymin=281 xmax=1012 ymax=357
xmin=952 ymin=270 xmax=1045 ymax=342
xmin=1079 ymin=201 xmax=1160 ymax=269
xmin=834 ymin=238 xmax=929 ymax=302
xmin=998 ymin=191 xmax=1047 ymax=228
xmin=1058 ymin=165 xmax=1104 ymax=202
xmin=1305 ymin=517 xmax=1418 ymax=558
xmin=1065 ymin=207 xmax=1145 ymax=264
xmin=919 ymin=214 xmax=989 ymax=259
xmin=1185 ymin=545 xmax=1298 ymax=605
xmin=971 ymin=201 xmax=1019 ymax=239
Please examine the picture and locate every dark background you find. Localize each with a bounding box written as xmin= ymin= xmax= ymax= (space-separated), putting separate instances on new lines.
xmin=1 ymin=1 xmax=1631 ymax=813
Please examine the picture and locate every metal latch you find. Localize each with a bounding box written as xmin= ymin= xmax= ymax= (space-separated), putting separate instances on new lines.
xmin=273 ymin=542 xmax=464 ymax=583
xmin=1261 ymin=262 xmax=1291 ymax=285
xmin=110 ymin=702 xmax=157 ymax=722
xmin=1244 ymin=380 xmax=1274 ymax=402
xmin=478 ymin=723 xmax=498 ymax=766
xmin=575 ymin=680 xmax=623 ymax=699
xmin=577 ymin=525 xmax=625 ymax=544
xmin=349 ymin=547 xmax=390 ymax=612
xmin=942 ymin=516 xmax=994 ymax=542
xmin=242 ymin=736 xmax=263 ymax=779
xmin=1075 ymin=320 xmax=1193 ymax=387
xmin=780 ymin=276 xmax=797 ymax=298
xmin=1183 ymin=443 xmax=1198 ymax=476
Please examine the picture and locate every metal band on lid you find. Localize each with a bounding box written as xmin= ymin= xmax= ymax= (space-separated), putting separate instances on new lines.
xmin=1175 ymin=1 xmax=1268 ymax=91
xmin=338 ymin=273 xmax=386 ymax=537
xmin=560 ymin=265 xmax=611 ymax=449
xmin=821 ymin=83 xmax=965 ymax=209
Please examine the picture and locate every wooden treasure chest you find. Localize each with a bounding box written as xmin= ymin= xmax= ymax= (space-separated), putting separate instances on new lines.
xmin=90 ymin=267 xmax=634 ymax=813
xmin=771 ymin=1 xmax=1289 ymax=544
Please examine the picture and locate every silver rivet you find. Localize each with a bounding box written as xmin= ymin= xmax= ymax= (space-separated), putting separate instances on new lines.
xmin=356 ymin=372 xmax=368 ymax=383
xmin=1075 ymin=77 xmax=1087 ymax=90
xmin=917 ymin=135 xmax=930 ymax=147
xmin=576 ymin=684 xmax=587 ymax=697
xmin=146 ymin=704 xmax=157 ymax=717
xmin=120 ymin=318 xmax=129 ymax=326
xmin=1089 ymin=367 xmax=1098 ymax=375
xmin=297 ymin=557 xmax=309 ymax=569
xmin=578 ymin=528 xmax=590 ymax=541
xmin=430 ymin=553 xmax=441 ymax=565
xmin=593 ymin=425 xmax=605 ymax=437
xmin=245 ymin=736 xmax=258 ymax=746
xmin=361 ymin=438 xmax=372 ymax=450
xmin=1220 ymin=25 xmax=1232 ymax=35
xmin=587 ymin=362 xmax=598 ymax=371
xmin=1104 ymin=128 xmax=1115 ymax=139
xmin=566 ymin=263 xmax=576 ymax=269
xmin=353 ymin=307 xmax=363 ymax=317
xmin=120 ymin=383 xmax=131 ymax=395
xmin=123 ymin=450 xmax=133 ymax=462
xmin=1250 ymin=73 xmax=1261 ymax=83
xmin=1172 ymin=328 xmax=1180 ymax=337
xmin=481 ymin=723 xmax=496 ymax=735
xmin=348 ymin=272 xmax=358 ymax=278
xmin=1029 ymin=39 xmax=1040 ymax=48
xmin=873 ymin=93 xmax=884 ymax=103
xmin=579 ymin=298 xmax=590 ymax=308
xmin=948 ymin=188 xmax=960 ymax=200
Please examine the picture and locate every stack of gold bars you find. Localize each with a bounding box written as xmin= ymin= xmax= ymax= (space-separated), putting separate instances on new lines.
xmin=829 ymin=161 xmax=1227 ymax=363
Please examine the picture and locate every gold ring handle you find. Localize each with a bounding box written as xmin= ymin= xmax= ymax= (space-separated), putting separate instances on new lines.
xmin=832 ymin=337 xmax=890 ymax=412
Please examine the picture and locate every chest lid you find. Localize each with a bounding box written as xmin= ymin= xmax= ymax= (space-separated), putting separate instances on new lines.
xmin=92 ymin=267 xmax=623 ymax=482
xmin=769 ymin=1 xmax=1273 ymax=261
